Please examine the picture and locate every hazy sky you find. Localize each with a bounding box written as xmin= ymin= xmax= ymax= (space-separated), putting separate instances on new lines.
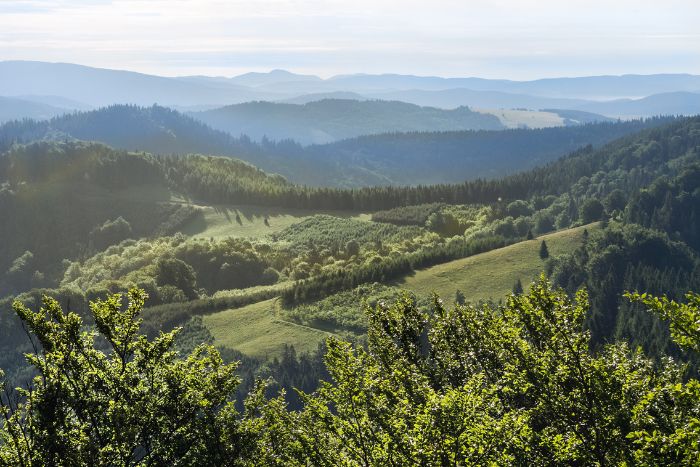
xmin=0 ymin=0 xmax=698 ymax=79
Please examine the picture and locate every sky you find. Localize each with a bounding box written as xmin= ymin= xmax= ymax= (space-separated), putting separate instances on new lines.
xmin=0 ymin=0 xmax=698 ymax=79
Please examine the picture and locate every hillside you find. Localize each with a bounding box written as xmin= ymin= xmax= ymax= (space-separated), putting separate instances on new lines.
xmin=397 ymin=223 xmax=598 ymax=302
xmin=0 ymin=96 xmax=69 ymax=123
xmin=0 ymin=104 xmax=255 ymax=156
xmin=202 ymin=298 xmax=333 ymax=359
xmin=298 ymin=117 xmax=672 ymax=185
xmin=0 ymin=140 xmax=292 ymax=293
xmin=579 ymin=91 xmax=700 ymax=118
xmin=192 ymin=99 xmax=504 ymax=145
xmin=200 ymin=224 xmax=597 ymax=359
xmin=0 ymin=106 xmax=670 ymax=187
xmin=0 ymin=61 xmax=280 ymax=107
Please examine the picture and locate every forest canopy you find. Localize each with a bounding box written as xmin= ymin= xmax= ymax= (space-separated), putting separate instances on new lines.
xmin=2 ymin=279 xmax=700 ymax=465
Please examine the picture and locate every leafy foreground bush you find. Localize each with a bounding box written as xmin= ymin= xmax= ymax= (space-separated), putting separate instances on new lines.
xmin=2 ymin=279 xmax=700 ymax=465
xmin=0 ymin=290 xmax=265 ymax=465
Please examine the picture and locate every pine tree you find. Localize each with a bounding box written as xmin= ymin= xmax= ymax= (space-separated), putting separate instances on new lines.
xmin=527 ymin=229 xmax=534 ymax=240
xmin=539 ymin=240 xmax=549 ymax=259
xmin=512 ymin=278 xmax=523 ymax=295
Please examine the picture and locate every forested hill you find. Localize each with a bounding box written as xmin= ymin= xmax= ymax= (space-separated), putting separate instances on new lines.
xmin=191 ymin=99 xmax=504 ymax=145
xmin=0 ymin=104 xmax=355 ymax=188
xmin=0 ymin=141 xmax=290 ymax=290
xmin=0 ymin=104 xmax=266 ymax=160
xmin=0 ymin=104 xmax=672 ymax=187
xmin=294 ymin=117 xmax=675 ymax=185
xmin=170 ymin=114 xmax=700 ymax=214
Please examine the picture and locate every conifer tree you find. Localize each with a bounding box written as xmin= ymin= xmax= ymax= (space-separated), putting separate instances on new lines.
xmin=513 ymin=278 xmax=524 ymax=294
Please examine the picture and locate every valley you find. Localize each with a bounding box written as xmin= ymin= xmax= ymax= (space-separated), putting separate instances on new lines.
xmin=1 ymin=23 xmax=700 ymax=460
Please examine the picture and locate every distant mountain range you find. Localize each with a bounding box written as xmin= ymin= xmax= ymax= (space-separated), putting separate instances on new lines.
xmin=325 ymin=73 xmax=700 ymax=99
xmin=0 ymin=61 xmax=282 ymax=108
xmin=1 ymin=61 xmax=699 ymax=120
xmin=576 ymin=92 xmax=700 ymax=118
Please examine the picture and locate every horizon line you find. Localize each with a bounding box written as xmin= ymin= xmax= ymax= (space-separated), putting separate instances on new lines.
xmin=1 ymin=59 xmax=699 ymax=82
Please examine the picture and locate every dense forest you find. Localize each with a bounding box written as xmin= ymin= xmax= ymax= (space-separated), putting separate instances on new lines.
xmin=0 ymin=104 xmax=670 ymax=186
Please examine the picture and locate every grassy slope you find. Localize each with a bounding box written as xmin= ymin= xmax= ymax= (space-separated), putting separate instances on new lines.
xmin=203 ymin=223 xmax=598 ymax=360
xmin=178 ymin=204 xmax=370 ymax=240
xmin=395 ymin=223 xmax=599 ymax=303
xmin=477 ymin=108 xmax=566 ymax=129
xmin=202 ymin=298 xmax=333 ymax=359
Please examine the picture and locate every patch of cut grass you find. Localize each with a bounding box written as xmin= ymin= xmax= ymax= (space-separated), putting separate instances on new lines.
xmin=395 ymin=223 xmax=599 ymax=303
xmin=477 ymin=108 xmax=565 ymax=129
xmin=202 ymin=298 xmax=334 ymax=359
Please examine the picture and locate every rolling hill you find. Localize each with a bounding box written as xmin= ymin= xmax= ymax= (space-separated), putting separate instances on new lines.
xmin=191 ymin=99 xmax=504 ymax=145
xmin=295 ymin=117 xmax=673 ymax=185
xmin=0 ymin=105 xmax=672 ymax=187
xmin=579 ymin=91 xmax=700 ymax=118
xmin=0 ymin=96 xmax=69 ymax=124
xmin=329 ymin=72 xmax=700 ymax=99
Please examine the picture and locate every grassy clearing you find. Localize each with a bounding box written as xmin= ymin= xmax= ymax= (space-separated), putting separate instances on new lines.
xmin=395 ymin=223 xmax=598 ymax=303
xmin=202 ymin=298 xmax=334 ymax=359
xmin=177 ymin=204 xmax=371 ymax=240
xmin=477 ymin=108 xmax=565 ymax=129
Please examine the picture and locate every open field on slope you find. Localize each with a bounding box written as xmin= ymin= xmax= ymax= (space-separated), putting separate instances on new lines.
xmin=178 ymin=204 xmax=371 ymax=240
xmin=395 ymin=223 xmax=599 ymax=303
xmin=478 ymin=108 xmax=566 ymax=129
xmin=201 ymin=223 xmax=598 ymax=359
xmin=202 ymin=298 xmax=334 ymax=359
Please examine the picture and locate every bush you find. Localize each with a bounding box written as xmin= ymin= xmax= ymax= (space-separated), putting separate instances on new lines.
xmin=580 ymin=199 xmax=605 ymax=224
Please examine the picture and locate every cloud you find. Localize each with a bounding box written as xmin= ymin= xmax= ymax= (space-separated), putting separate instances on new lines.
xmin=0 ymin=0 xmax=697 ymax=78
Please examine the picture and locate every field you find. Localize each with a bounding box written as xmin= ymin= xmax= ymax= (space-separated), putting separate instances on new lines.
xmin=202 ymin=223 xmax=598 ymax=359
xmin=178 ymin=204 xmax=371 ymax=240
xmin=478 ymin=108 xmax=565 ymax=129
xmin=202 ymin=298 xmax=334 ymax=359
xmin=395 ymin=223 xmax=598 ymax=303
